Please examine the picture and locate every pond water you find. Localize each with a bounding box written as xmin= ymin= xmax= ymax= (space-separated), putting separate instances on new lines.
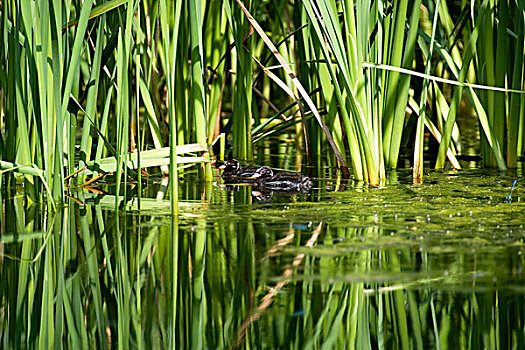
xmin=1 ymin=157 xmax=524 ymax=348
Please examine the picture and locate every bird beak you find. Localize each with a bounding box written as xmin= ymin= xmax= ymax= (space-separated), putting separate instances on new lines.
xmin=245 ymin=173 xmax=262 ymax=179
xmin=218 ymin=163 xmax=227 ymax=169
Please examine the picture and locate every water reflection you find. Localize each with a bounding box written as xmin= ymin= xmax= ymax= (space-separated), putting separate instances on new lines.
xmin=0 ymin=169 xmax=524 ymax=348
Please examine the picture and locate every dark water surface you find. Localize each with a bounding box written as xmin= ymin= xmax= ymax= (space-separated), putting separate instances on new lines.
xmin=1 ymin=164 xmax=524 ymax=348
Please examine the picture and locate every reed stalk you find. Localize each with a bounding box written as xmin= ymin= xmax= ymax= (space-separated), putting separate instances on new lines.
xmin=2 ymin=0 xmax=525 ymax=191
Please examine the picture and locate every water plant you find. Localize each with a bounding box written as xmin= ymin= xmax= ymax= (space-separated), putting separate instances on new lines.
xmin=1 ymin=0 xmax=525 ymax=201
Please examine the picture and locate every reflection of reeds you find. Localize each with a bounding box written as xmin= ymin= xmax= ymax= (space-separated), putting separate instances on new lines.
xmin=263 ymin=227 xmax=296 ymax=259
xmin=1 ymin=195 xmax=525 ymax=347
xmin=233 ymin=222 xmax=323 ymax=347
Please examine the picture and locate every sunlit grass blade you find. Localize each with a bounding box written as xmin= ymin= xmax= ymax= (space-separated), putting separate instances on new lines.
xmin=83 ymin=144 xmax=207 ymax=174
xmin=139 ymin=78 xmax=164 ymax=150
xmin=64 ymin=0 xmax=127 ymax=29
xmin=79 ymin=16 xmax=106 ymax=168
xmin=414 ymin=0 xmax=440 ymax=183
xmin=382 ymin=0 xmax=412 ymax=169
xmin=189 ymin=0 xmax=211 ymax=181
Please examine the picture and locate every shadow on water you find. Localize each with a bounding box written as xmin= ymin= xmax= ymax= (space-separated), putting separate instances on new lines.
xmin=1 ymin=165 xmax=524 ymax=348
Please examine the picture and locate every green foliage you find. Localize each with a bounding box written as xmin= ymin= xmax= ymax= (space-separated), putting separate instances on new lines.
xmin=1 ymin=0 xmax=525 ymax=202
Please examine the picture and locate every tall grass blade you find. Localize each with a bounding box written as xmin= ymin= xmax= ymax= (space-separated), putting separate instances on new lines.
xmin=507 ymin=14 xmax=524 ymax=167
xmin=414 ymin=0 xmax=440 ymax=183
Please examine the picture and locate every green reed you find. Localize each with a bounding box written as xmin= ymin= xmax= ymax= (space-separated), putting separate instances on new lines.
xmin=1 ymin=0 xmax=525 ymax=198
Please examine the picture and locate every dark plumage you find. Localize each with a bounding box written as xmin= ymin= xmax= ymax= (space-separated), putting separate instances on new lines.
xmin=218 ymin=159 xmax=259 ymax=181
xmin=251 ymin=166 xmax=312 ymax=193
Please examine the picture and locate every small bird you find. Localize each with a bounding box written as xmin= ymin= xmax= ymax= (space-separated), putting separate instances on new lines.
xmin=218 ymin=159 xmax=260 ymax=181
xmin=251 ymin=166 xmax=312 ymax=193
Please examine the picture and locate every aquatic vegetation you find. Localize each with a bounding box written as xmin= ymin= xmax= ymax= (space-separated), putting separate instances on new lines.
xmin=1 ymin=170 xmax=524 ymax=347
xmin=1 ymin=0 xmax=525 ymax=203
xmin=1 ymin=1 xmax=524 ymax=347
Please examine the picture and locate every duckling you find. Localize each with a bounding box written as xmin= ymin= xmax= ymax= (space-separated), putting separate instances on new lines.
xmin=218 ymin=159 xmax=260 ymax=181
xmin=251 ymin=166 xmax=312 ymax=193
